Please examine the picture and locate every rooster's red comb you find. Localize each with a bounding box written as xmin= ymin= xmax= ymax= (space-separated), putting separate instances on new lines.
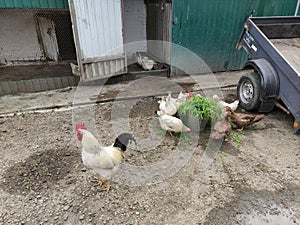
xmin=76 ymin=123 xmax=87 ymax=131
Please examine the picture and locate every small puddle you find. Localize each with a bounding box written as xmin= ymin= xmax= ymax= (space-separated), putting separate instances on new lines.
xmin=237 ymin=203 xmax=298 ymax=225
xmin=205 ymin=188 xmax=299 ymax=224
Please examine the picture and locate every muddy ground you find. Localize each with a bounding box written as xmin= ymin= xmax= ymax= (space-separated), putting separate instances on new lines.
xmin=0 ymin=75 xmax=299 ymax=224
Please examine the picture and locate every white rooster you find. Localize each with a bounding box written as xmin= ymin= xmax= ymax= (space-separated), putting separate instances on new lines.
xmin=76 ymin=123 xmax=136 ymax=192
xmin=156 ymin=111 xmax=192 ymax=135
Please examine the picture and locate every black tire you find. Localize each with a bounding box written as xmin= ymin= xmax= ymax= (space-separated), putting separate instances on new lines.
xmin=237 ymin=72 xmax=261 ymax=111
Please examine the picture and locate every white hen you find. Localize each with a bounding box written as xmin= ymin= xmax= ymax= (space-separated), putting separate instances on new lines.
xmin=141 ymin=58 xmax=156 ymax=70
xmin=135 ymin=54 xmax=157 ymax=70
xmin=212 ymin=94 xmax=239 ymax=111
xmin=158 ymin=95 xmax=177 ymax=116
xmin=156 ymin=111 xmax=192 ymax=134
xmin=168 ymin=91 xmax=193 ymax=110
xmin=70 ymin=63 xmax=81 ymax=76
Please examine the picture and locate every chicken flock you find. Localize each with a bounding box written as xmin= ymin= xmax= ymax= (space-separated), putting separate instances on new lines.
xmin=75 ymin=92 xmax=265 ymax=192
xmin=156 ymin=91 xmax=193 ymax=135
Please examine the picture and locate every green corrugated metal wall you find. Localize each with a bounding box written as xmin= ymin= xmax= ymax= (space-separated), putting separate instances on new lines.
xmin=0 ymin=0 xmax=69 ymax=8
xmin=171 ymin=0 xmax=299 ymax=72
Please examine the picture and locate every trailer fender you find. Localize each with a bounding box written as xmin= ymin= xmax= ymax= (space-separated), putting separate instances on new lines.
xmin=244 ymin=58 xmax=280 ymax=112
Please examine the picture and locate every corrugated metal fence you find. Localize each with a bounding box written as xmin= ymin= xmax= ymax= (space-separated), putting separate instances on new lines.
xmin=171 ymin=0 xmax=299 ymax=72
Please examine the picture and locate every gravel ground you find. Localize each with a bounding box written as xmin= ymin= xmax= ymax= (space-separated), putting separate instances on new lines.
xmin=0 ymin=76 xmax=299 ymax=224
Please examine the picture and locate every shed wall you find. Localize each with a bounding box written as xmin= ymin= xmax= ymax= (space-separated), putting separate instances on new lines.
xmin=123 ymin=0 xmax=147 ymax=57
xmin=171 ymin=0 xmax=299 ymax=72
xmin=0 ymin=9 xmax=44 ymax=65
xmin=0 ymin=0 xmax=68 ymax=8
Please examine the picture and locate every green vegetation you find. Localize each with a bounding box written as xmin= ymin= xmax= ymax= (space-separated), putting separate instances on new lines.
xmin=178 ymin=96 xmax=222 ymax=123
xmin=176 ymin=132 xmax=193 ymax=145
xmin=229 ymin=130 xmax=245 ymax=148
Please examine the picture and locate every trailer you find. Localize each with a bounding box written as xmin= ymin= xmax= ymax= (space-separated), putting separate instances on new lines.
xmin=237 ymin=16 xmax=300 ymax=133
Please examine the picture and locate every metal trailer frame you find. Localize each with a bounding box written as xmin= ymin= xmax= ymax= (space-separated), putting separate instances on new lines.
xmin=237 ymin=16 xmax=300 ymax=133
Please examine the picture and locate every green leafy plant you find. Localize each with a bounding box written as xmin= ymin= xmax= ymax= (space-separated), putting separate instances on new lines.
xmin=178 ymin=96 xmax=222 ymax=123
xmin=229 ymin=130 xmax=245 ymax=148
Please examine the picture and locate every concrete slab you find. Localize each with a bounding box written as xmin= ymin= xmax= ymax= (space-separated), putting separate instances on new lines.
xmin=0 ymin=70 xmax=246 ymax=115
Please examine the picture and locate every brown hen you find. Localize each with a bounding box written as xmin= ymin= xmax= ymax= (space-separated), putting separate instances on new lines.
xmin=226 ymin=106 xmax=265 ymax=130
xmin=210 ymin=110 xmax=232 ymax=140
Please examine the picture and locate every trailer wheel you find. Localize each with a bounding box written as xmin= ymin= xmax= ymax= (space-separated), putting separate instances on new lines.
xmin=237 ymin=72 xmax=261 ymax=111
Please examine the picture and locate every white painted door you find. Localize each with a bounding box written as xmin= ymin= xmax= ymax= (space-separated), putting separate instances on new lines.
xmin=37 ymin=16 xmax=59 ymax=61
xmin=69 ymin=0 xmax=127 ymax=80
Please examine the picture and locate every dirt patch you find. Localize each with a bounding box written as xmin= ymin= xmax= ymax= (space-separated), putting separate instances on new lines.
xmin=0 ymin=147 xmax=79 ymax=195
xmin=271 ymin=38 xmax=300 ymax=73
xmin=0 ymin=94 xmax=299 ymax=224
xmin=130 ymin=97 xmax=159 ymax=118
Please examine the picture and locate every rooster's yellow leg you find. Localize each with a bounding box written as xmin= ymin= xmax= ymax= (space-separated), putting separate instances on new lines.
xmin=105 ymin=180 xmax=110 ymax=192
xmin=98 ymin=178 xmax=103 ymax=187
